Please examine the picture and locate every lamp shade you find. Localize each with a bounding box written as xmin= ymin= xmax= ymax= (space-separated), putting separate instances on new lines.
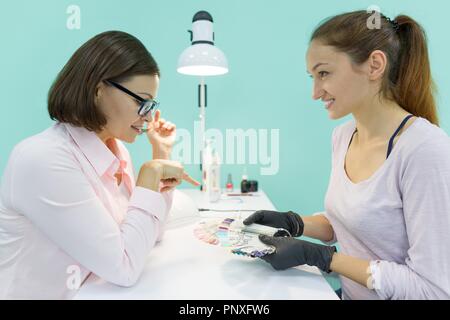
xmin=177 ymin=10 xmax=228 ymax=76
xmin=177 ymin=44 xmax=228 ymax=76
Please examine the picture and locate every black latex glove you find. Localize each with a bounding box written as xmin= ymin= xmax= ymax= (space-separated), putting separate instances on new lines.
xmin=243 ymin=210 xmax=304 ymax=237
xmin=259 ymin=235 xmax=336 ymax=272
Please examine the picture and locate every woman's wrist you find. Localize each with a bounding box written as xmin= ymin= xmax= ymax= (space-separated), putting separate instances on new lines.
xmin=329 ymin=253 xmax=371 ymax=288
xmin=136 ymin=162 xmax=163 ymax=192
xmin=152 ymin=144 xmax=171 ymax=160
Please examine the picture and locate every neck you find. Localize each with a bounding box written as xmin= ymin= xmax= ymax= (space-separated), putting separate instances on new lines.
xmin=95 ymin=129 xmax=109 ymax=143
xmin=95 ymin=130 xmax=116 ymax=154
xmin=352 ymin=95 xmax=410 ymax=145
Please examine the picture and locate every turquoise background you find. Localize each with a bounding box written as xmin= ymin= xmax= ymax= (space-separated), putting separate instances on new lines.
xmin=1 ymin=0 xmax=449 ymax=293
xmin=1 ymin=1 xmax=449 ymax=217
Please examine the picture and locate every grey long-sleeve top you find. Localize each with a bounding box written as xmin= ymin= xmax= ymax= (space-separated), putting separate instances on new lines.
xmin=323 ymin=117 xmax=450 ymax=300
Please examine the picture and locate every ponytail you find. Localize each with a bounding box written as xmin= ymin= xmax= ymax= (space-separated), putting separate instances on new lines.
xmin=393 ymin=15 xmax=438 ymax=125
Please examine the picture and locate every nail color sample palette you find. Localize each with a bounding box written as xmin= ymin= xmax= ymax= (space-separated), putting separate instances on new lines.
xmin=194 ymin=218 xmax=275 ymax=258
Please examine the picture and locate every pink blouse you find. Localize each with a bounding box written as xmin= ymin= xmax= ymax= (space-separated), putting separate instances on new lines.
xmin=0 ymin=122 xmax=173 ymax=299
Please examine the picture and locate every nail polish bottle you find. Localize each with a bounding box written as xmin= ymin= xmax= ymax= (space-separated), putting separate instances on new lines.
xmin=226 ymin=174 xmax=233 ymax=192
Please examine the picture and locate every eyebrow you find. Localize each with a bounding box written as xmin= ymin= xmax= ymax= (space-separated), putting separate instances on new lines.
xmin=137 ymin=92 xmax=154 ymax=99
xmin=307 ymin=62 xmax=329 ymax=74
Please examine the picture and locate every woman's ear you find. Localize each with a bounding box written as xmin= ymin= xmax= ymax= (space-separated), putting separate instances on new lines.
xmin=367 ymin=50 xmax=387 ymax=81
xmin=94 ymin=82 xmax=105 ymax=105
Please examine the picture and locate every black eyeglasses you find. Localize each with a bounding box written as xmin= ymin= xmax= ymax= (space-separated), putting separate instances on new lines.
xmin=104 ymin=80 xmax=159 ymax=117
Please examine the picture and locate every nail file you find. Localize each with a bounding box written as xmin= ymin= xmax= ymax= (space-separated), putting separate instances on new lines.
xmin=229 ymin=220 xmax=289 ymax=237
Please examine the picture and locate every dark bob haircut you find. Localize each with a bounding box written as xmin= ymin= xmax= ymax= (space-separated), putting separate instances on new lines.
xmin=48 ymin=31 xmax=160 ymax=132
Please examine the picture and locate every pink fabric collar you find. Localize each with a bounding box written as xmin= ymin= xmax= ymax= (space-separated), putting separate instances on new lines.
xmin=63 ymin=123 xmax=131 ymax=183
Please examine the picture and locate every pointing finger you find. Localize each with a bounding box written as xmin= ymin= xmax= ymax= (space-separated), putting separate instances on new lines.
xmin=182 ymin=172 xmax=201 ymax=186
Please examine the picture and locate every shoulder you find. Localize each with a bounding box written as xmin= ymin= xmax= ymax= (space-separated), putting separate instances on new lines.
xmin=402 ymin=117 xmax=450 ymax=171
xmin=405 ymin=117 xmax=450 ymax=157
xmin=2 ymin=124 xmax=80 ymax=208
xmin=10 ymin=123 xmax=78 ymax=171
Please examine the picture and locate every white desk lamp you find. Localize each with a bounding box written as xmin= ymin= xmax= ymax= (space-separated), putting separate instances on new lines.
xmin=177 ymin=10 xmax=228 ymax=190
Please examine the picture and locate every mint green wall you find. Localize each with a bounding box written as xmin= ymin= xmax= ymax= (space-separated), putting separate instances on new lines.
xmin=1 ymin=0 xmax=449 ymax=216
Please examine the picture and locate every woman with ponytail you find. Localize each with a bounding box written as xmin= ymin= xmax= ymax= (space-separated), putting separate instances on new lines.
xmin=244 ymin=11 xmax=450 ymax=299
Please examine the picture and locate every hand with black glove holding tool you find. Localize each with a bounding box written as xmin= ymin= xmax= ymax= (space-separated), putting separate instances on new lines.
xmin=243 ymin=210 xmax=337 ymax=272
xmin=244 ymin=210 xmax=373 ymax=291
xmin=243 ymin=210 xmax=304 ymax=238
xmin=258 ymin=235 xmax=336 ymax=272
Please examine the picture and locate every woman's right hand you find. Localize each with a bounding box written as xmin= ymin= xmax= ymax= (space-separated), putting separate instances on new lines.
xmin=136 ymin=159 xmax=200 ymax=192
xmin=243 ymin=210 xmax=305 ymax=237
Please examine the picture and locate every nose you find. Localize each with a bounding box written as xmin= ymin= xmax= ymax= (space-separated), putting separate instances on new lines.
xmin=140 ymin=114 xmax=152 ymax=122
xmin=312 ymin=80 xmax=324 ymax=101
xmin=133 ymin=114 xmax=152 ymax=125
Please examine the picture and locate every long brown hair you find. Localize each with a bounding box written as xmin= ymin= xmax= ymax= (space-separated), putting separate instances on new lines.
xmin=48 ymin=31 xmax=160 ymax=131
xmin=310 ymin=10 xmax=438 ymax=126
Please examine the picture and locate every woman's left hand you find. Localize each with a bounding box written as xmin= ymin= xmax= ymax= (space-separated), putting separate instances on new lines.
xmin=146 ymin=110 xmax=176 ymax=159
xmin=258 ymin=235 xmax=336 ymax=272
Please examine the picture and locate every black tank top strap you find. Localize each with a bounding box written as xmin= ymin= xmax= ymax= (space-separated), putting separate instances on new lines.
xmin=386 ymin=114 xmax=415 ymax=159
xmin=347 ymin=128 xmax=357 ymax=151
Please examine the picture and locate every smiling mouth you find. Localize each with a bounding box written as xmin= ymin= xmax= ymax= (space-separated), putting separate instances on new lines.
xmin=324 ymin=99 xmax=335 ymax=109
xmin=130 ymin=125 xmax=149 ymax=134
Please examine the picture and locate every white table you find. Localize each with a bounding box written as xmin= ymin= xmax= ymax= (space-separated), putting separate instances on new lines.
xmin=74 ymin=189 xmax=338 ymax=300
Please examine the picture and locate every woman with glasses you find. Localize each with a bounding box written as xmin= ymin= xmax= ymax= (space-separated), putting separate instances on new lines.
xmin=0 ymin=31 xmax=199 ymax=299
